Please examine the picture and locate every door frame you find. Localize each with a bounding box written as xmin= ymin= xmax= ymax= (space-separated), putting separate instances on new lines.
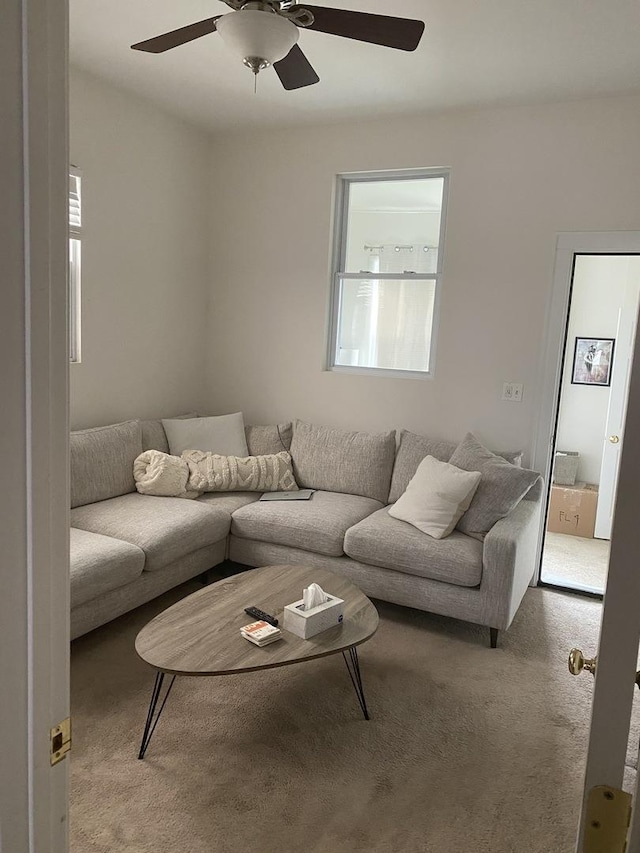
xmin=531 ymin=232 xmax=640 ymax=586
xmin=0 ymin=0 xmax=69 ymax=849
xmin=593 ymin=274 xmax=640 ymax=539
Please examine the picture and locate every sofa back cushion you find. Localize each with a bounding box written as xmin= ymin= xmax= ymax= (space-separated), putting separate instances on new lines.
xmin=140 ymin=412 xmax=198 ymax=454
xmin=70 ymin=420 xmax=142 ymax=508
xmin=389 ymin=429 xmax=525 ymax=504
xmin=389 ymin=431 xmax=458 ymax=504
xmin=289 ymin=420 xmax=396 ymax=503
xmin=245 ymin=423 xmax=293 ymax=456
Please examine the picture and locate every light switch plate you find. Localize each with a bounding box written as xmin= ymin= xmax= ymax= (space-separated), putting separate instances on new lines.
xmin=502 ymin=382 xmax=524 ymax=402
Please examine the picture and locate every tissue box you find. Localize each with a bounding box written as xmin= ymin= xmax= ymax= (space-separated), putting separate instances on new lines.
xmin=283 ymin=595 xmax=344 ymax=639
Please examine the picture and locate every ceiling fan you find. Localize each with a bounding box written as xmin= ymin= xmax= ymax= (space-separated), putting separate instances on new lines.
xmin=131 ymin=1 xmax=425 ymax=91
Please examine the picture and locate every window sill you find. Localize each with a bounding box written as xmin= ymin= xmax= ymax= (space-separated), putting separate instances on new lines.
xmin=328 ymin=365 xmax=433 ymax=380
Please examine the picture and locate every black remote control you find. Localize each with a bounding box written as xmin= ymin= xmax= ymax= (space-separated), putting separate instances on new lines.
xmin=244 ymin=606 xmax=279 ymax=627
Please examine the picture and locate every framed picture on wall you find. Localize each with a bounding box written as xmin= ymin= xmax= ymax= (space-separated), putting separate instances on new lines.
xmin=571 ymin=337 xmax=615 ymax=386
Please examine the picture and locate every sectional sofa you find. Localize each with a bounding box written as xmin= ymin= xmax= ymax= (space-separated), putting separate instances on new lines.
xmin=69 ymin=416 xmax=543 ymax=646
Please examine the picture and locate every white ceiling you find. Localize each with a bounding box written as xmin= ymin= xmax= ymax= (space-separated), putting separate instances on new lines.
xmin=70 ymin=0 xmax=640 ymax=133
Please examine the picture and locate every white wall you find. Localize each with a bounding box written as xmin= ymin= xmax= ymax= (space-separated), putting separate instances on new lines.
xmin=205 ymin=95 xmax=640 ymax=458
xmin=556 ymin=255 xmax=640 ymax=484
xmin=69 ymin=68 xmax=211 ymax=429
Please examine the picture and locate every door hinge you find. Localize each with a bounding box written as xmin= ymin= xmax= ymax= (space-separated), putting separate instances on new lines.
xmin=584 ymin=785 xmax=632 ymax=852
xmin=50 ymin=717 xmax=71 ymax=765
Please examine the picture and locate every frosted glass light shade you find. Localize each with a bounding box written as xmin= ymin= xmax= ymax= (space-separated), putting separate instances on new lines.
xmin=216 ymin=9 xmax=299 ymax=66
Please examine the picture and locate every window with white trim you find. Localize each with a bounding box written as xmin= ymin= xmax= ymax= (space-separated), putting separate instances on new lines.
xmin=69 ymin=170 xmax=81 ymax=363
xmin=328 ymin=169 xmax=449 ymax=378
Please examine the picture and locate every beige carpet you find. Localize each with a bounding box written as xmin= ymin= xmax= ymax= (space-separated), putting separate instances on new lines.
xmin=70 ymin=578 xmax=633 ymax=853
xmin=542 ymin=532 xmax=610 ymax=592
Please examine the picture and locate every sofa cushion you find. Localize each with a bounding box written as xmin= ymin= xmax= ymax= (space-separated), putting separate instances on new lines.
xmin=231 ymin=490 xmax=382 ymax=557
xmin=389 ymin=429 xmax=525 ymax=504
xmin=162 ymin=413 xmax=248 ymax=457
xmin=449 ymin=433 xmax=541 ymax=540
xmin=289 ymin=420 xmax=396 ymax=503
xmin=344 ymin=507 xmax=484 ymax=587
xmin=389 ymin=455 xmax=482 ymax=539
xmin=70 ymin=420 xmax=142 ymax=509
xmin=389 ymin=431 xmax=458 ymax=504
xmin=70 ymin=527 xmax=145 ymax=608
xmin=140 ymin=412 xmax=198 ymax=454
xmin=71 ymin=493 xmax=231 ymax=572
xmin=197 ymin=492 xmax=261 ymax=513
xmin=245 ymin=423 xmax=293 ymax=456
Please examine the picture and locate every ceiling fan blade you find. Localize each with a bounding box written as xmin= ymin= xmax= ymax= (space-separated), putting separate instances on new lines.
xmin=274 ymin=44 xmax=320 ymax=90
xmin=298 ymin=6 xmax=424 ymax=51
xmin=131 ymin=17 xmax=221 ymax=53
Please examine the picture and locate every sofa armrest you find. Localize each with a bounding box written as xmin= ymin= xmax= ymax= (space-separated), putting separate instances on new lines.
xmin=481 ymin=495 xmax=542 ymax=630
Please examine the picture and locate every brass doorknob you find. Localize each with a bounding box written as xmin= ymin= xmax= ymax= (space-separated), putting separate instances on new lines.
xmin=609 ymin=435 xmax=620 ymax=444
xmin=569 ymin=648 xmax=597 ymax=676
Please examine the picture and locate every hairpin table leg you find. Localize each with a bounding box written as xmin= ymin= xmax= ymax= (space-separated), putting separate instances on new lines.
xmin=342 ymin=646 xmax=370 ymax=720
xmin=138 ymin=671 xmax=176 ymax=759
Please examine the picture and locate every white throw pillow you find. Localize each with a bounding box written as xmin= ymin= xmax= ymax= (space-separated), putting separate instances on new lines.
xmin=389 ymin=455 xmax=482 ymax=539
xmin=162 ymin=413 xmax=249 ymax=458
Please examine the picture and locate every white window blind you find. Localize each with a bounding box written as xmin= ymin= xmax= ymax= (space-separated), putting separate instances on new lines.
xmin=69 ymin=172 xmax=81 ymax=237
xmin=69 ymin=170 xmax=81 ymax=363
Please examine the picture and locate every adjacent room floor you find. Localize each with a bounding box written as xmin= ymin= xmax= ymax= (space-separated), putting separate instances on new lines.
xmin=541 ymin=532 xmax=610 ymax=593
xmin=69 ymin=577 xmax=637 ymax=853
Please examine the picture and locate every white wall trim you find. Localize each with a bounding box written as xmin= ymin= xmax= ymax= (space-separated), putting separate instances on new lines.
xmin=1 ymin=0 xmax=69 ymax=848
xmin=531 ymin=232 xmax=640 ymax=585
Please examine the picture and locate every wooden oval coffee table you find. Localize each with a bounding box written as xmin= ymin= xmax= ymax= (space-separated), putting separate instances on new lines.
xmin=135 ymin=564 xmax=379 ymax=758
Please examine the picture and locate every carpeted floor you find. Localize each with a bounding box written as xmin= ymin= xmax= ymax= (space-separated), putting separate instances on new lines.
xmin=541 ymin=532 xmax=610 ymax=592
xmin=70 ymin=578 xmax=633 ymax=853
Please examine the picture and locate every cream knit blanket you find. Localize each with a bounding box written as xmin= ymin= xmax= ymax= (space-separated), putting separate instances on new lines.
xmin=133 ymin=449 xmax=298 ymax=497
xmin=133 ymin=450 xmax=201 ymax=499
xmin=183 ymin=450 xmax=298 ymax=493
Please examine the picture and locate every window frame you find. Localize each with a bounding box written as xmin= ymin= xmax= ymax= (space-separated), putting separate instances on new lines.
xmin=327 ymin=167 xmax=450 ymax=379
xmin=69 ymin=167 xmax=81 ymax=364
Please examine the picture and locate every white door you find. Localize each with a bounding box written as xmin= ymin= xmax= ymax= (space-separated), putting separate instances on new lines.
xmin=594 ymin=271 xmax=640 ymax=540
xmin=573 ymin=295 xmax=640 ymax=850
xmin=534 ymin=234 xmax=640 ymax=850
xmin=0 ymin=0 xmax=69 ymax=850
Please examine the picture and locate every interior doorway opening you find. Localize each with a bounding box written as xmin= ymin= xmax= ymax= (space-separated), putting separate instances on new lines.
xmin=540 ymin=253 xmax=640 ymax=594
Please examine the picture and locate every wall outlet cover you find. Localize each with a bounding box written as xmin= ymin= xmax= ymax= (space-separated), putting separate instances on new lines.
xmin=503 ymin=382 xmax=524 ymax=402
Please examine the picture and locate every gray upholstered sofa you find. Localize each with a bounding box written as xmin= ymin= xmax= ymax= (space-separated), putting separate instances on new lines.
xmin=69 ymin=416 xmax=543 ymax=646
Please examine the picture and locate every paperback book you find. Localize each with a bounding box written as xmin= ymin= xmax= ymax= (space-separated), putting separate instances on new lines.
xmin=241 ymin=620 xmax=283 ymax=647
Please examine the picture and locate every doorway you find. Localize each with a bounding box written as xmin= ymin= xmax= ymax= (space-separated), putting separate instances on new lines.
xmin=539 ymin=252 xmax=640 ymax=595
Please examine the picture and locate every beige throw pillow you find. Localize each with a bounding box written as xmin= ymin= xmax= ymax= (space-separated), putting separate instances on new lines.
xmin=389 ymin=456 xmax=482 ymax=539
xmin=183 ymin=450 xmax=298 ymax=493
xmin=449 ymin=433 xmax=541 ymax=540
xmin=389 ymin=429 xmax=524 ymax=504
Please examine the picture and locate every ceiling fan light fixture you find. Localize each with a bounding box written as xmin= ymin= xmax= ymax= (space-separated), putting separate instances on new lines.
xmin=215 ymin=8 xmax=299 ymax=74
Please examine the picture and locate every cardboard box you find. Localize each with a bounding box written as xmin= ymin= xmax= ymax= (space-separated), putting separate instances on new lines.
xmin=283 ymin=594 xmax=344 ymax=639
xmin=547 ymin=482 xmax=598 ymax=538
